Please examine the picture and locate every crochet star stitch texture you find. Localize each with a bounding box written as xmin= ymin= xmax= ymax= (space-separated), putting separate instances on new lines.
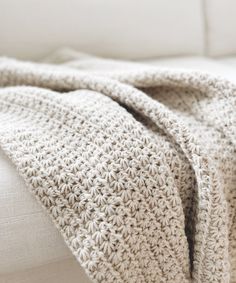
xmin=0 ymin=51 xmax=235 ymax=283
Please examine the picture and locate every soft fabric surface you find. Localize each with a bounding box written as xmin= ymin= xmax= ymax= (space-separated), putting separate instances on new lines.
xmin=0 ymin=52 xmax=235 ymax=283
xmin=205 ymin=0 xmax=236 ymax=56
xmin=0 ymin=148 xmax=73 ymax=275
xmin=1 ymin=258 xmax=92 ymax=283
xmin=142 ymin=57 xmax=236 ymax=84
xmin=219 ymin=57 xmax=236 ymax=68
xmin=2 ymin=55 xmax=236 ymax=278
xmin=0 ymin=0 xmax=204 ymax=59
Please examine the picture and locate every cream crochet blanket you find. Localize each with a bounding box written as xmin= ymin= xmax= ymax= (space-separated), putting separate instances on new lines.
xmin=0 ymin=50 xmax=235 ymax=283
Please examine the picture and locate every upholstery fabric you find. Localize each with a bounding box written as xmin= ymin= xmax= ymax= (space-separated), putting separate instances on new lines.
xmin=0 ymin=149 xmax=72 ymax=274
xmin=205 ymin=0 xmax=236 ymax=56
xmin=1 ymin=259 xmax=92 ymax=283
xmin=0 ymin=0 xmax=204 ymax=59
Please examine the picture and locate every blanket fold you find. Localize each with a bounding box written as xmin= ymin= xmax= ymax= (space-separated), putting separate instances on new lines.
xmin=0 ymin=51 xmax=235 ymax=283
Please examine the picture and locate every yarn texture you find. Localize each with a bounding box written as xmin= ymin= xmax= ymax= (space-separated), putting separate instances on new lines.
xmin=0 ymin=51 xmax=235 ymax=283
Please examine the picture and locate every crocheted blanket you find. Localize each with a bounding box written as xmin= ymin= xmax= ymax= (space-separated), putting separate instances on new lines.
xmin=0 ymin=50 xmax=235 ymax=283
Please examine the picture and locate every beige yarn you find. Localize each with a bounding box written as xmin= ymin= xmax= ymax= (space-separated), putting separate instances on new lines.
xmin=0 ymin=52 xmax=235 ymax=283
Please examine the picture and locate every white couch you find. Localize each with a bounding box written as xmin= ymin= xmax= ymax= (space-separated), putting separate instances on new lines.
xmin=0 ymin=1 xmax=236 ymax=282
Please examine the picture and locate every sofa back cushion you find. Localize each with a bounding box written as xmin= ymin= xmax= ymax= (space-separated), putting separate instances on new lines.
xmin=205 ymin=0 xmax=236 ymax=56
xmin=0 ymin=0 xmax=204 ymax=60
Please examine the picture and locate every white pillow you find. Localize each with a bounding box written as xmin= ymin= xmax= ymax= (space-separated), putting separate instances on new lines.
xmin=205 ymin=0 xmax=236 ymax=56
xmin=0 ymin=0 xmax=204 ymax=60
